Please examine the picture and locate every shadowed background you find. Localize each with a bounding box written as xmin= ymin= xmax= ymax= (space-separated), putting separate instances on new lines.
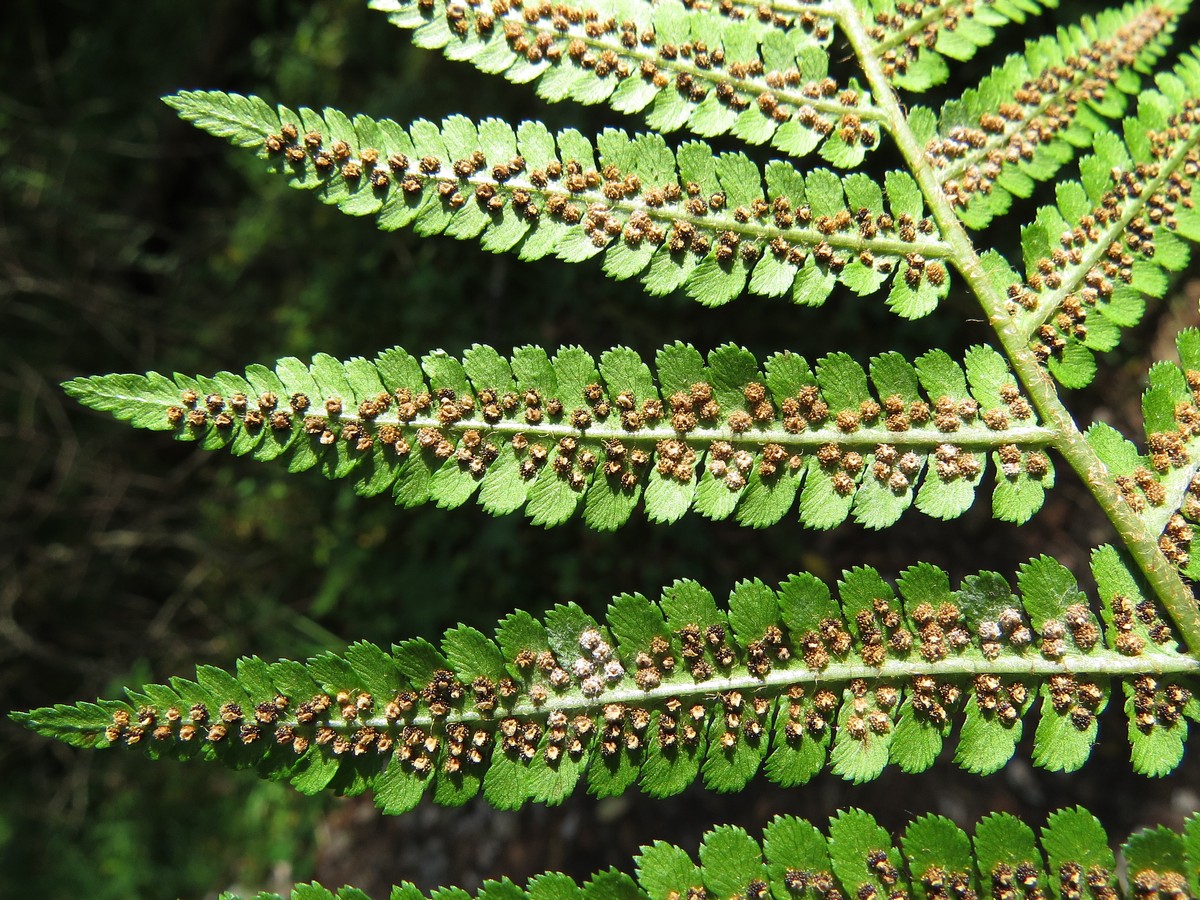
xmin=2 ymin=0 xmax=1200 ymax=896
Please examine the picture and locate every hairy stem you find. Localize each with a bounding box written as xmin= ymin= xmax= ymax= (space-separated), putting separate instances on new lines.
xmin=834 ymin=0 xmax=1200 ymax=651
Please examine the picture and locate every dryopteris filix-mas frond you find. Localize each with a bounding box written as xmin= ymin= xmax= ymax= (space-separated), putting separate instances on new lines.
xmin=19 ymin=0 xmax=1200 ymax=891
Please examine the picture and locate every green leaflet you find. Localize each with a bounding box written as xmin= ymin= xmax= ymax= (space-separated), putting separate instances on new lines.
xmin=1085 ymin=330 xmax=1200 ymax=583
xmin=16 ymin=552 xmax=1200 ymax=812
xmin=212 ymin=808 xmax=1200 ymax=900
xmin=703 ymin=0 xmax=1060 ymax=92
xmin=864 ymin=0 xmax=1060 ymax=91
xmin=1012 ymin=51 xmax=1200 ymax=387
xmin=1041 ymin=808 xmax=1119 ymax=897
xmin=62 ymin=343 xmax=1055 ymax=532
xmin=1092 ymin=545 xmax=1200 ymax=776
xmin=166 ymin=93 xmax=951 ymax=314
xmin=929 ymin=0 xmax=1183 ymax=229
xmin=367 ymin=0 xmax=882 ymax=166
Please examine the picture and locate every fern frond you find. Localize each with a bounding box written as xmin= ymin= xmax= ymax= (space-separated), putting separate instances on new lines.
xmin=922 ymin=0 xmax=1181 ymax=229
xmin=211 ymin=808 xmax=1200 ymax=900
xmin=1087 ymin=329 xmax=1200 ymax=584
xmin=17 ymin=553 xmax=1198 ymax=812
xmin=166 ymin=92 xmax=948 ymax=313
xmin=64 ymin=343 xmax=1057 ymax=531
xmin=1011 ymin=51 xmax=1200 ymax=388
xmin=366 ymin=0 xmax=885 ymax=166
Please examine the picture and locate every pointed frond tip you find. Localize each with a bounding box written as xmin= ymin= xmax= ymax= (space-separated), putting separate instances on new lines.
xmin=166 ymin=91 xmax=950 ymax=315
xmin=1009 ymin=51 xmax=1200 ymax=389
xmin=921 ymin=0 xmax=1181 ymax=230
xmin=64 ymin=342 xmax=1058 ymax=531
xmin=1087 ymin=329 xmax=1200 ymax=583
xmin=366 ymin=0 xmax=884 ymax=166
xmin=209 ymin=807 xmax=1200 ymax=900
xmin=16 ymin=551 xmax=1199 ymax=814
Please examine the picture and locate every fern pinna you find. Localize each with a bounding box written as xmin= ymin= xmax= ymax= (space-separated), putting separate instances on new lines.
xmin=62 ymin=342 xmax=1056 ymax=528
xmin=17 ymin=551 xmax=1198 ymax=810
xmin=17 ymin=0 xmax=1200 ymax=894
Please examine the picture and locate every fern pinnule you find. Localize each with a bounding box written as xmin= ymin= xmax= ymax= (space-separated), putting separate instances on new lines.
xmin=1086 ymin=331 xmax=1200 ymax=581
xmin=368 ymin=0 xmax=883 ymax=166
xmin=418 ymin=0 xmax=1064 ymax=95
xmin=858 ymin=0 xmax=1062 ymax=91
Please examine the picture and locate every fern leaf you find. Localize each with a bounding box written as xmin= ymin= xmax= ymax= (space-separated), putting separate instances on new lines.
xmin=166 ymin=92 xmax=948 ymax=313
xmin=1086 ymin=329 xmax=1200 ymax=588
xmin=859 ymin=0 xmax=1063 ymax=92
xmin=202 ymin=808 xmax=1200 ymax=900
xmin=704 ymin=0 xmax=1061 ymax=93
xmin=1011 ymin=51 xmax=1200 ymax=388
xmin=924 ymin=0 xmax=1181 ymax=229
xmin=63 ymin=343 xmax=1057 ymax=531
xmin=366 ymin=0 xmax=885 ymax=165
xmin=16 ymin=553 xmax=1199 ymax=812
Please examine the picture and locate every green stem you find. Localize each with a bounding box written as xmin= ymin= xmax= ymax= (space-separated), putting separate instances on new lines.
xmin=833 ymin=0 xmax=1200 ymax=652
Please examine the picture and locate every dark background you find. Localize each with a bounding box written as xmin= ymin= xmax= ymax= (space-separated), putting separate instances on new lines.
xmin=3 ymin=1 xmax=1199 ymax=896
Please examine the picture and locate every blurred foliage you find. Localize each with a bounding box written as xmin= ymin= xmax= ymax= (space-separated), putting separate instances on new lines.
xmin=3 ymin=0 xmax=1199 ymax=897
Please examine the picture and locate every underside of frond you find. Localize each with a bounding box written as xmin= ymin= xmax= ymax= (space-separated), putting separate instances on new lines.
xmin=1011 ymin=52 xmax=1200 ymax=388
xmin=208 ymin=807 xmax=1200 ymax=900
xmin=64 ymin=343 xmax=1057 ymax=530
xmin=15 ymin=552 xmax=1198 ymax=814
xmin=855 ymin=0 xmax=1063 ymax=91
xmin=1087 ymin=329 xmax=1200 ymax=584
xmin=167 ymin=92 xmax=953 ymax=314
xmin=367 ymin=0 xmax=885 ymax=165
xmin=921 ymin=0 xmax=1181 ymax=229
xmin=680 ymin=0 xmax=1063 ymax=92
